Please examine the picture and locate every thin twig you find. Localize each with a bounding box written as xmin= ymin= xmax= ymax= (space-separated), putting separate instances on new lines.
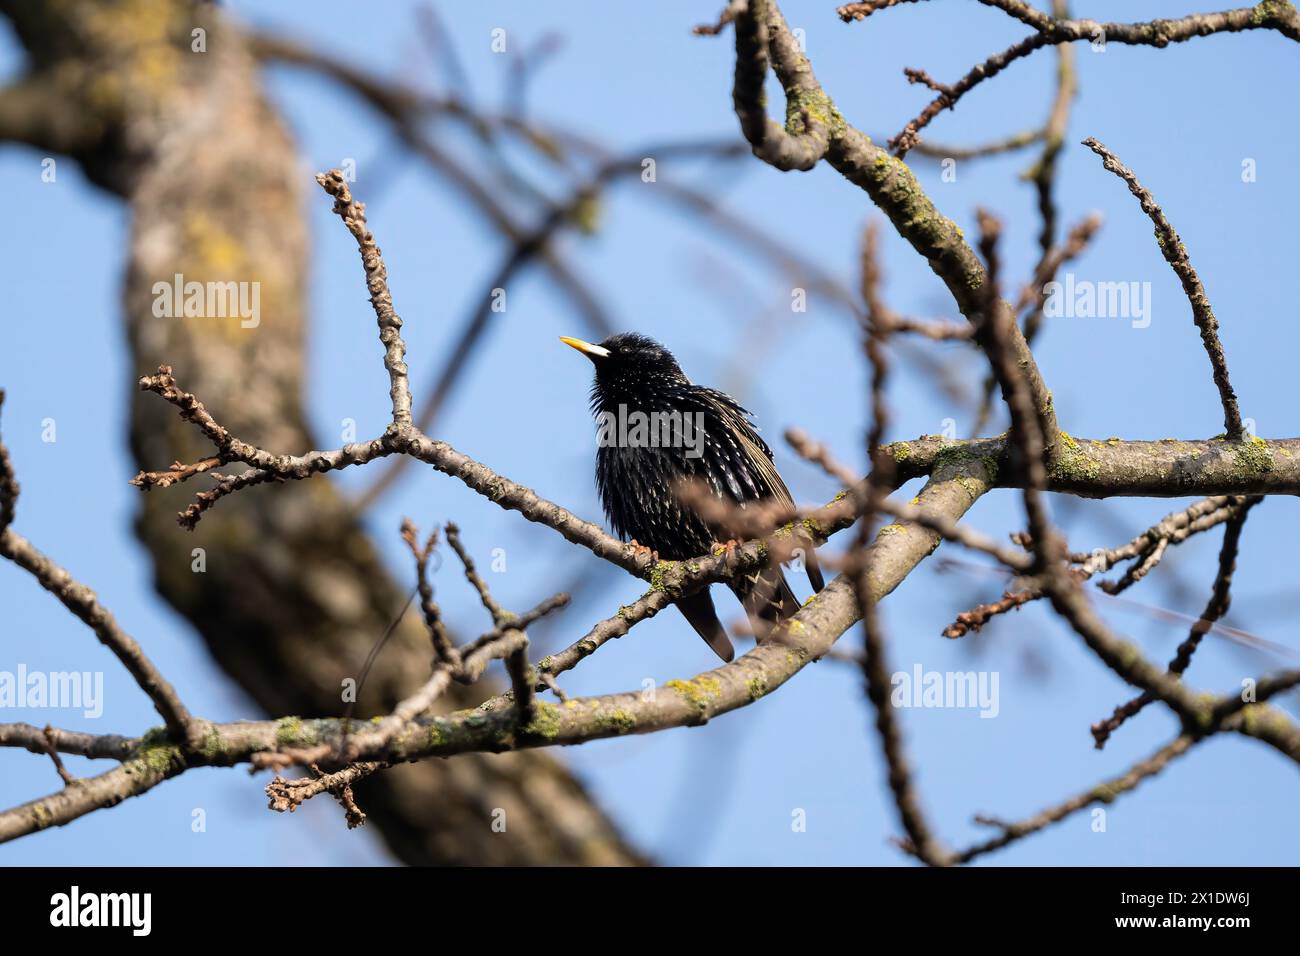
xmin=1082 ymin=137 xmax=1243 ymax=438
xmin=315 ymin=170 xmax=413 ymax=426
xmin=854 ymin=221 xmax=948 ymax=865
xmin=265 ymin=761 xmax=385 ymax=828
xmin=1092 ymin=498 xmax=1260 ymax=747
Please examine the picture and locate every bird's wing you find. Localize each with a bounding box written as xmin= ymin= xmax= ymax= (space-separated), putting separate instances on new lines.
xmin=731 ymin=563 xmax=801 ymax=634
xmin=697 ymin=390 xmax=786 ymax=501
xmin=699 ymin=390 xmax=824 ymax=593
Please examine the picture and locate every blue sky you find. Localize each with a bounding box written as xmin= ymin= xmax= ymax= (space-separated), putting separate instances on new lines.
xmin=2 ymin=1 xmax=1298 ymax=866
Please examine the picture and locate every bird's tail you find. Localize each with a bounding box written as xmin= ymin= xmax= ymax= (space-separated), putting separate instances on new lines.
xmin=677 ymin=590 xmax=735 ymax=662
xmin=731 ymin=566 xmax=801 ymax=641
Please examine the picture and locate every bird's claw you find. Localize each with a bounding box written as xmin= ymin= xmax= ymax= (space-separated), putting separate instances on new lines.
xmin=629 ymin=539 xmax=659 ymax=562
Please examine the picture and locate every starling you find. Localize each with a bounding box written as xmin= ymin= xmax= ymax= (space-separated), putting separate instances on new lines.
xmin=561 ymin=332 xmax=823 ymax=662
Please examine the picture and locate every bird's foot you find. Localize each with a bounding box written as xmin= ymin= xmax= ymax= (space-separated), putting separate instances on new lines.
xmin=629 ymin=539 xmax=659 ymax=562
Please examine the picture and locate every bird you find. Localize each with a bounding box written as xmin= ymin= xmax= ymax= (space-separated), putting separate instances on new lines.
xmin=560 ymin=332 xmax=823 ymax=662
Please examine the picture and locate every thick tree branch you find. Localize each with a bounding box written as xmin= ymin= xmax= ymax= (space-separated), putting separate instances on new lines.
xmin=0 ymin=465 xmax=994 ymax=844
xmin=728 ymin=0 xmax=1064 ymax=466
xmin=884 ymin=435 xmax=1300 ymax=497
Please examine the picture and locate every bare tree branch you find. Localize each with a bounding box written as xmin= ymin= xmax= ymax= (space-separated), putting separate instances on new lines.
xmin=1082 ymin=137 xmax=1245 ymax=439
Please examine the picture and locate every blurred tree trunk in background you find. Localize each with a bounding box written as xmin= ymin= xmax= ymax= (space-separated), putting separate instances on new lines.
xmin=0 ymin=0 xmax=645 ymax=865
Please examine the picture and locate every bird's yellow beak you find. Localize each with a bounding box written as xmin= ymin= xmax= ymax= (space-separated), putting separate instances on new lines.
xmin=559 ymin=336 xmax=611 ymax=360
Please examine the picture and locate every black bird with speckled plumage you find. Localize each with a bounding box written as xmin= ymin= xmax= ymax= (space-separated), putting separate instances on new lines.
xmin=561 ymin=332 xmax=823 ymax=662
